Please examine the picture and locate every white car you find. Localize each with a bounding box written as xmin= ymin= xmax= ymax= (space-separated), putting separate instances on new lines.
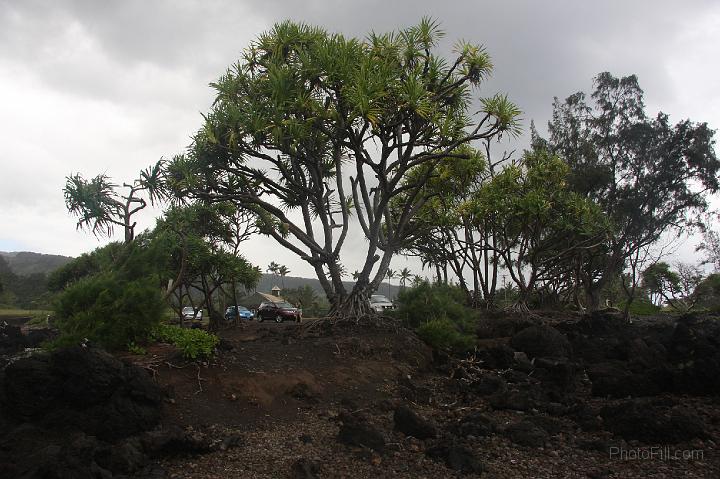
xmin=181 ymin=306 xmax=203 ymax=321
xmin=369 ymin=294 xmax=396 ymax=313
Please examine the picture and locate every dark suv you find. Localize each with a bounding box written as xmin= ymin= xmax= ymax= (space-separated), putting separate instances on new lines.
xmin=256 ymin=301 xmax=302 ymax=323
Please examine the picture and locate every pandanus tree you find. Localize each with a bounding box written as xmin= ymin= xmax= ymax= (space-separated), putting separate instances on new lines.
xmin=64 ymin=161 xmax=165 ymax=243
xmin=166 ymin=19 xmax=519 ymax=317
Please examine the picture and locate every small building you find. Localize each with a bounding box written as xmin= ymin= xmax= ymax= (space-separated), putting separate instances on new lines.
xmin=271 ymin=285 xmax=282 ymax=297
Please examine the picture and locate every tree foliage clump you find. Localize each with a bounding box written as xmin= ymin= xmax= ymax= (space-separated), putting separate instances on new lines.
xmin=641 ymin=261 xmax=703 ymax=311
xmin=166 ymin=18 xmax=520 ymax=317
xmin=472 ymin=148 xmax=609 ymax=311
xmin=64 ymin=161 xmax=165 ymax=243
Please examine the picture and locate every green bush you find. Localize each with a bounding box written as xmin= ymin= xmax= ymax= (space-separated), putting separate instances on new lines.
xmin=394 ymin=281 xmax=477 ymax=352
xmin=619 ymin=299 xmax=661 ymax=316
xmin=152 ymin=324 xmax=219 ymax=359
xmin=127 ymin=341 xmax=147 ymax=355
xmin=52 ymin=272 xmax=164 ymax=350
xmin=417 ymin=318 xmax=476 ymax=352
xmin=694 ymin=274 xmax=720 ymax=312
xmin=394 ymin=282 xmax=471 ymax=327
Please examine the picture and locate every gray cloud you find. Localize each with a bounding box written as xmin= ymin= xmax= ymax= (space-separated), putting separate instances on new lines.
xmin=1 ymin=0 xmax=718 ymax=277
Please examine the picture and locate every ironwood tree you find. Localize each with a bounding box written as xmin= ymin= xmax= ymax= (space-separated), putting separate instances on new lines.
xmin=546 ymin=72 xmax=720 ymax=310
xmin=166 ymin=19 xmax=520 ymax=316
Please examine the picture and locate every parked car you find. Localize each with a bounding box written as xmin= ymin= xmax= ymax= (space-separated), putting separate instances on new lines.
xmin=369 ymin=294 xmax=395 ymax=313
xmin=224 ymin=305 xmax=254 ymax=321
xmin=181 ymin=306 xmax=203 ymax=321
xmin=256 ymin=301 xmax=302 ymax=323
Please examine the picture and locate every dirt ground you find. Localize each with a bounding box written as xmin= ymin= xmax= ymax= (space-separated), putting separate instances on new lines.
xmin=120 ymin=318 xmax=720 ymax=479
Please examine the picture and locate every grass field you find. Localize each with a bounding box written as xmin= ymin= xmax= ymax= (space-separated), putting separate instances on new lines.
xmin=0 ymin=308 xmax=52 ymax=325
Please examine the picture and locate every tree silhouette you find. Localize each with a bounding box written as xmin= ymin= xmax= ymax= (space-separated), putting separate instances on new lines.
xmin=386 ymin=269 xmax=396 ymax=297
xmin=399 ymin=267 xmax=412 ymax=290
xmin=278 ymin=264 xmax=290 ymax=288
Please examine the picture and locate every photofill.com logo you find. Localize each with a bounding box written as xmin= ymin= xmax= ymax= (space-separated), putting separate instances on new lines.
xmin=609 ymin=446 xmax=704 ymax=461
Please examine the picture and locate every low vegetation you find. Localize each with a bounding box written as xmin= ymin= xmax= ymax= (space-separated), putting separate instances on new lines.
xmin=151 ymin=324 xmax=219 ymax=359
xmin=393 ymin=282 xmax=477 ymax=352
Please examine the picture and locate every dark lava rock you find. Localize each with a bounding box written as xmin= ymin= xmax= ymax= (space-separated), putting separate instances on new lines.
xmin=600 ymin=400 xmax=708 ymax=443
xmin=503 ymin=369 xmax=530 ymax=383
xmin=25 ymin=328 xmax=56 ymax=348
xmin=667 ymin=316 xmax=720 ymax=396
xmin=567 ymin=404 xmax=603 ymax=432
xmin=288 ymin=382 xmax=318 ymax=402
xmin=337 ymin=411 xmax=385 ymax=452
xmin=289 ymin=458 xmax=321 ymax=479
xmin=510 ymin=325 xmax=572 ymax=360
xmin=476 ymin=314 xmax=534 ymax=339
xmin=0 ymin=323 xmax=26 ymax=354
xmin=623 ymin=337 xmax=667 ymax=370
xmin=505 ymin=420 xmax=550 ymax=447
xmin=426 ymin=443 xmax=484 ymax=474
xmin=397 ymin=376 xmax=433 ymax=404
xmin=477 ymin=344 xmax=515 ymax=369
xmin=533 ymin=357 xmax=578 ymax=395
xmin=141 ymin=426 xmax=214 ymax=457
xmin=526 ymin=415 xmax=564 ymax=436
xmin=568 ymin=309 xmax=629 ymax=335
xmin=11 ymin=432 xmax=111 ymax=479
xmin=1 ymin=346 xmax=164 ymax=441
xmin=512 ymin=352 xmax=535 ymax=373
xmin=393 ymin=405 xmax=438 ymax=440
xmin=470 ymin=373 xmax=507 ymax=396
xmin=588 ymin=361 xmax=661 ymax=398
xmin=95 ymin=437 xmax=146 ymax=474
xmin=489 ymin=389 xmax=532 ymax=412
xmin=454 ymin=411 xmax=498 ymax=438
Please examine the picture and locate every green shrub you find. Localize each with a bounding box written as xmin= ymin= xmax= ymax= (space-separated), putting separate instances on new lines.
xmin=127 ymin=341 xmax=147 ymax=355
xmin=52 ymin=272 xmax=164 ymax=350
xmin=394 ymin=282 xmax=472 ymax=327
xmin=394 ymin=281 xmax=477 ymax=352
xmin=416 ymin=318 xmax=476 ymax=353
xmin=694 ymin=274 xmax=720 ymax=312
xmin=152 ymin=324 xmax=219 ymax=359
xmin=619 ymin=299 xmax=661 ymax=316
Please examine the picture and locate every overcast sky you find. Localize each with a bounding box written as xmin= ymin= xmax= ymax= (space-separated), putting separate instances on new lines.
xmin=1 ymin=0 xmax=718 ymax=278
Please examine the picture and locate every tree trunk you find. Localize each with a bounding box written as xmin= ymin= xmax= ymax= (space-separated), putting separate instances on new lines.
xmin=329 ymin=284 xmax=373 ymax=318
xmin=231 ymin=278 xmax=240 ymax=328
xmin=585 ymin=287 xmax=601 ymax=312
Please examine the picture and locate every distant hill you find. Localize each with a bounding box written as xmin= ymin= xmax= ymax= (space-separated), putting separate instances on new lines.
xmin=0 ymin=250 xmax=402 ymax=299
xmin=0 ymin=251 xmax=74 ymax=276
xmin=255 ymin=274 xmax=401 ymax=300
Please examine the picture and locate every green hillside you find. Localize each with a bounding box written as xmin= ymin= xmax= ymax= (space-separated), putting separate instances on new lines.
xmin=0 ymin=251 xmax=73 ymax=276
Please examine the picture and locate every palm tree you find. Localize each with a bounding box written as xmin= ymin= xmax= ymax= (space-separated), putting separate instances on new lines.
xmin=267 ymin=262 xmax=280 ymax=288
xmin=278 ymin=265 xmax=290 ymax=288
xmin=386 ymin=268 xmax=396 ymax=297
xmin=351 ymin=270 xmax=360 ymax=281
xmin=399 ymin=267 xmax=412 ymax=290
